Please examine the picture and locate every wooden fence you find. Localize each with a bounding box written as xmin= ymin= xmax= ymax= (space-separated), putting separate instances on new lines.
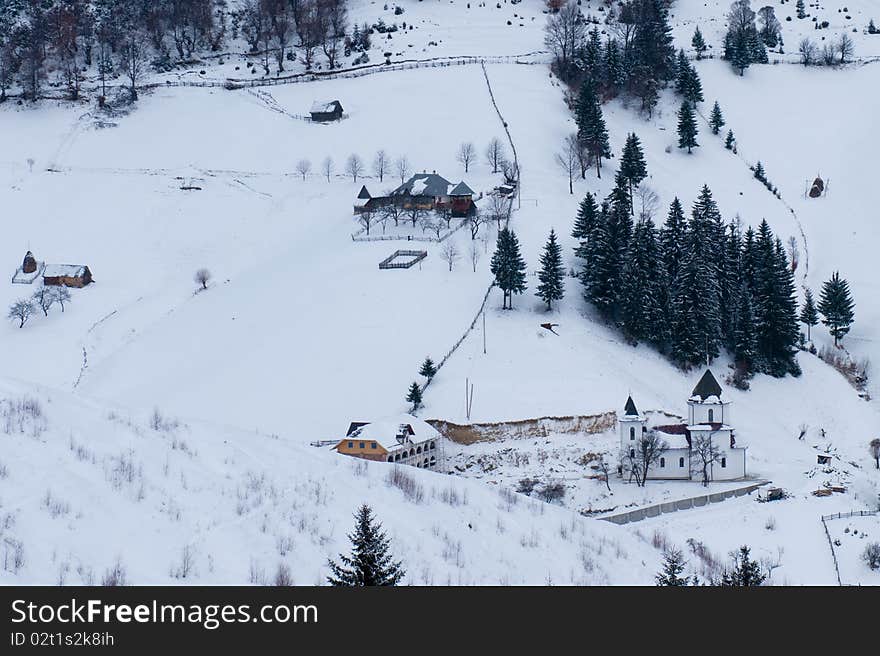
xmin=820 ymin=510 xmax=879 ymax=586
xmin=378 ymin=250 xmax=428 ymax=270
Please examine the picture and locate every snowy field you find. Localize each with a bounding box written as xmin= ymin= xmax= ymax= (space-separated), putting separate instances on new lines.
xmin=1 ymin=1 xmax=879 ymax=585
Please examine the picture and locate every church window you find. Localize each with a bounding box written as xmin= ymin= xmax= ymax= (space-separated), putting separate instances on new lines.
xmin=630 ymin=427 xmax=635 ymax=440
xmin=660 ymin=458 xmax=665 ymax=468
xmin=708 ymin=409 xmax=714 ymax=422
xmin=721 ymin=457 xmax=727 ymax=468
xmin=679 ymin=457 xmax=685 ymax=468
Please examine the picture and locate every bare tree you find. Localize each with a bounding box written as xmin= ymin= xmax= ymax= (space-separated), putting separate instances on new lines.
xmin=194 ymin=268 xmax=212 ymax=290
xmin=382 ymin=202 xmax=404 ymax=228
xmin=635 ymin=184 xmax=661 ymax=221
xmin=467 ymin=209 xmax=486 ymax=240
xmin=8 ymin=300 xmax=35 ymax=328
xmin=345 ymin=154 xmax=364 ymax=182
xmin=554 ymin=133 xmax=579 ymax=195
xmin=624 ymin=432 xmax=668 ymax=487
xmin=457 ymin=142 xmax=476 ymax=173
xmin=319 ymin=0 xmax=348 ymax=69
xmin=273 ymin=562 xmax=294 ymax=586
xmin=120 ymin=31 xmax=146 ymax=101
xmin=395 ymin=155 xmax=410 ymax=184
xmin=322 ymin=156 xmax=334 ymax=182
xmin=543 ymin=1 xmax=585 ymax=73
xmin=870 ymin=438 xmax=880 ymax=469
xmin=48 ymin=287 xmax=71 ymax=313
xmin=356 ymin=209 xmax=375 ymax=235
xmin=598 ymin=456 xmax=612 ymax=492
xmin=485 ymin=137 xmax=507 ymax=174
xmin=821 ymin=42 xmax=838 ymax=66
xmin=486 ymin=193 xmax=512 ymax=230
xmin=266 ymin=0 xmax=294 ymax=72
xmin=373 ymin=150 xmax=389 ymax=182
xmin=838 ymin=33 xmax=854 ymax=64
xmin=32 ymin=287 xmax=54 ymax=317
xmin=296 ymin=159 xmax=312 ymax=180
xmin=407 ymin=204 xmax=428 ymax=228
xmin=798 ymin=38 xmax=816 ymax=66
xmin=787 ymin=236 xmax=800 ymax=273
xmin=441 ymin=242 xmax=460 ymax=271
xmin=469 ymin=241 xmax=481 ymax=272
xmin=690 ymin=434 xmax=723 ymax=487
xmin=420 ymin=213 xmax=443 ymax=239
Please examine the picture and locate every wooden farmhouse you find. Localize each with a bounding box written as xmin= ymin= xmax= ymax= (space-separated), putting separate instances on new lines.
xmin=43 ymin=264 xmax=93 ymax=287
xmin=333 ymin=415 xmax=441 ymax=470
xmin=354 ymin=172 xmax=475 ymax=217
xmin=309 ymin=100 xmax=344 ymax=122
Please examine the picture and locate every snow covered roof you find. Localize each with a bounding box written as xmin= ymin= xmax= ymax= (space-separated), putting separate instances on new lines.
xmin=690 ymin=369 xmax=723 ymax=401
xmin=390 ymin=173 xmax=452 ymax=198
xmin=686 ymin=423 xmax=732 ymax=432
xmin=310 ymin=100 xmax=341 ymax=114
xmin=345 ymin=414 xmax=440 ymax=451
xmin=450 ymin=181 xmax=474 ymax=196
xmin=43 ymin=264 xmax=88 ymax=278
xmin=653 ymin=424 xmax=691 ymax=449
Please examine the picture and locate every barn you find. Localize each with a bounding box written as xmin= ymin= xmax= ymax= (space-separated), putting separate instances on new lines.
xmin=310 ymin=100 xmax=344 ymax=122
xmin=43 ymin=264 xmax=93 ymax=287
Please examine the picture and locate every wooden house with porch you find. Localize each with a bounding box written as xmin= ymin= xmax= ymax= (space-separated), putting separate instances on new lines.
xmin=354 ymin=172 xmax=475 ymax=217
xmin=333 ymin=415 xmax=441 ymax=470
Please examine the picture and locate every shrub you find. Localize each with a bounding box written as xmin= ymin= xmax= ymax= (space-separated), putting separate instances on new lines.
xmin=863 ymin=543 xmax=880 ymax=570
xmin=516 ymin=478 xmax=539 ymax=495
xmin=386 ymin=466 xmax=425 ymax=503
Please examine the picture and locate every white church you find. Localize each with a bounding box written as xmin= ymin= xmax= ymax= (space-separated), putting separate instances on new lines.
xmin=618 ymin=369 xmax=747 ymax=482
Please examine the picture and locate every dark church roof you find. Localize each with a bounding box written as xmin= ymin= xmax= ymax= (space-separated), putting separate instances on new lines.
xmin=691 ymin=369 xmax=723 ymax=401
xmin=623 ymin=395 xmax=639 ymax=417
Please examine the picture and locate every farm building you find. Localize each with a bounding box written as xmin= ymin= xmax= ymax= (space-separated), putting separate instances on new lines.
xmin=310 ymin=100 xmax=343 ymax=122
xmin=12 ymin=250 xmax=45 ymax=284
xmin=355 ymin=172 xmax=475 ymax=217
xmin=333 ymin=415 xmax=441 ymax=470
xmin=43 ymin=264 xmax=93 ymax=287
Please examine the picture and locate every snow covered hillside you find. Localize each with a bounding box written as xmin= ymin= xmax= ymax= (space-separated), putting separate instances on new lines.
xmin=1 ymin=0 xmax=879 ymax=585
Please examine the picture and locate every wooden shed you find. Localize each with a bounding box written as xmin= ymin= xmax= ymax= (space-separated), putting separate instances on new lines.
xmin=43 ymin=264 xmax=93 ymax=287
xmin=310 ymin=100 xmax=343 ymax=122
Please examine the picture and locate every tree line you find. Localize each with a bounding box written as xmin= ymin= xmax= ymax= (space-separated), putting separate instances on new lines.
xmin=0 ymin=0 xmax=352 ymax=102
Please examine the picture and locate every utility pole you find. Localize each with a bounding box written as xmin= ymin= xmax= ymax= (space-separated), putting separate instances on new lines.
xmin=482 ymin=310 xmax=487 ymax=354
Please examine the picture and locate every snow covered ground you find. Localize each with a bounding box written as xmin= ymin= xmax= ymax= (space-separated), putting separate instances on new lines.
xmin=1 ymin=2 xmax=879 ymax=585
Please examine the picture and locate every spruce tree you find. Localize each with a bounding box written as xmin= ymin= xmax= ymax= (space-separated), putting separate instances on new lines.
xmin=620 ymin=217 xmax=666 ymax=344
xmin=709 ymin=101 xmax=725 ymax=135
xmin=419 ymin=357 xmax=437 ymax=379
xmin=677 ymin=101 xmax=699 ymax=153
xmin=656 ymin=549 xmax=689 ymax=586
xmin=692 ymin=26 xmax=707 ymax=60
xmin=575 ymin=77 xmax=611 ymax=178
xmin=603 ymin=37 xmax=624 ymax=91
xmin=733 ymin=283 xmax=757 ymax=368
xmin=753 ymin=160 xmax=766 ymax=182
xmin=328 ymin=504 xmax=406 ymax=586
xmin=490 ymin=228 xmax=528 ymax=310
xmin=536 ymin=229 xmax=565 ymax=310
xmin=406 ymin=381 xmax=422 ymax=411
xmin=796 ymin=0 xmax=806 ymax=20
xmin=572 ymin=192 xmax=599 ymax=244
xmin=818 ymin=271 xmax=855 ymax=346
xmin=620 ymin=133 xmax=648 ymax=215
xmin=674 ymin=49 xmax=690 ymax=95
xmin=719 ymin=546 xmax=766 ymax=587
xmin=724 ymin=129 xmax=736 ymax=150
xmin=799 ymin=288 xmax=819 ymax=341
xmin=583 ymin=26 xmax=602 ymax=79
xmin=683 ymin=64 xmax=704 ymax=106
xmin=660 ymin=197 xmax=688 ymax=283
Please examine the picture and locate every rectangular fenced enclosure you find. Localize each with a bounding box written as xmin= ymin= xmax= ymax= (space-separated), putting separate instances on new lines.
xmin=378 ymin=250 xmax=428 ymax=270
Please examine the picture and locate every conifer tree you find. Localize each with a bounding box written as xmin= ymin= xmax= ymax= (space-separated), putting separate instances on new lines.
xmin=536 ymin=229 xmax=565 ymax=310
xmin=619 ymin=133 xmax=648 ymax=215
xmin=406 ymin=381 xmax=423 ymax=411
xmin=796 ymin=0 xmax=806 ymax=20
xmin=490 ymin=228 xmax=528 ymax=309
xmin=724 ymin=129 xmax=736 ymax=150
xmin=620 ymin=217 xmax=666 ymax=344
xmin=660 ymin=197 xmax=688 ymax=283
xmin=799 ymin=288 xmax=819 ymax=341
xmin=677 ymin=101 xmax=699 ymax=153
xmin=572 ymin=192 xmax=599 ymax=244
xmin=656 ymin=549 xmax=689 ymax=586
xmin=603 ymin=37 xmax=624 ymax=91
xmin=733 ymin=283 xmax=757 ymax=368
xmin=709 ymin=101 xmax=725 ymax=135
xmin=674 ymin=49 xmax=690 ymax=95
xmin=692 ymin=26 xmax=707 ymax=60
xmin=683 ymin=64 xmax=704 ymax=105
xmin=719 ymin=546 xmax=766 ymax=587
xmin=818 ymin=271 xmax=855 ymax=346
xmin=575 ymin=77 xmax=611 ymax=178
xmin=328 ymin=504 xmax=405 ymax=586
xmin=753 ymin=160 xmax=766 ymax=182
xmin=419 ymin=357 xmax=437 ymax=379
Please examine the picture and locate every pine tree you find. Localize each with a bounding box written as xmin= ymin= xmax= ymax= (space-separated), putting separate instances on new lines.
xmin=490 ymin=228 xmax=528 ymax=310
xmin=656 ymin=549 xmax=689 ymax=586
xmin=677 ymin=101 xmax=699 ymax=153
xmin=572 ymin=192 xmax=599 ymax=243
xmin=583 ymin=26 xmax=602 ymax=79
xmin=719 ymin=546 xmax=766 ymax=587
xmin=603 ymin=37 xmax=624 ymax=91
xmin=753 ymin=160 xmax=766 ymax=182
xmin=660 ymin=197 xmax=688 ymax=283
xmin=575 ymin=77 xmax=611 ymax=178
xmin=799 ymin=288 xmax=819 ymax=341
xmin=419 ymin=357 xmax=437 ymax=379
xmin=406 ymin=381 xmax=422 ymax=411
xmin=731 ymin=29 xmax=752 ymax=75
xmin=724 ymin=129 xmax=736 ymax=150
xmin=733 ymin=283 xmax=757 ymax=367
xmin=709 ymin=101 xmax=725 ymax=135
xmin=620 ymin=217 xmax=666 ymax=344
xmin=683 ymin=63 xmax=704 ymax=105
xmin=796 ymin=0 xmax=806 ymax=20
xmin=620 ymin=133 xmax=648 ymax=215
xmin=327 ymin=504 xmax=406 ymax=586
xmin=818 ymin=271 xmax=855 ymax=346
xmin=536 ymin=229 xmax=565 ymax=310
xmin=692 ymin=26 xmax=707 ymax=60
xmin=674 ymin=49 xmax=690 ymax=95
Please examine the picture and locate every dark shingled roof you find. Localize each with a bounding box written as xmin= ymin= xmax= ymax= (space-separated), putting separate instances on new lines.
xmin=390 ymin=173 xmax=452 ymax=198
xmin=357 ymin=185 xmax=371 ymax=199
xmin=623 ymin=395 xmax=639 ymax=416
xmin=450 ymin=181 xmax=474 ymax=196
xmin=346 ymin=421 xmax=369 ymax=436
xmin=691 ymin=369 xmax=723 ymax=401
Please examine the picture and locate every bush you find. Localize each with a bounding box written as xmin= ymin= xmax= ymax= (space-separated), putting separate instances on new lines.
xmin=863 ymin=543 xmax=880 ymax=570
xmin=539 ymin=481 xmax=566 ymax=503
xmin=516 ymin=478 xmax=539 ymax=495
xmin=386 ymin=466 xmax=425 ymax=503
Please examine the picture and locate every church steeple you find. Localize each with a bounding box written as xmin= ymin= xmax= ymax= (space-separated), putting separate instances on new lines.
xmin=691 ymin=369 xmax=722 ymax=401
xmin=624 ymin=395 xmax=639 ymax=417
